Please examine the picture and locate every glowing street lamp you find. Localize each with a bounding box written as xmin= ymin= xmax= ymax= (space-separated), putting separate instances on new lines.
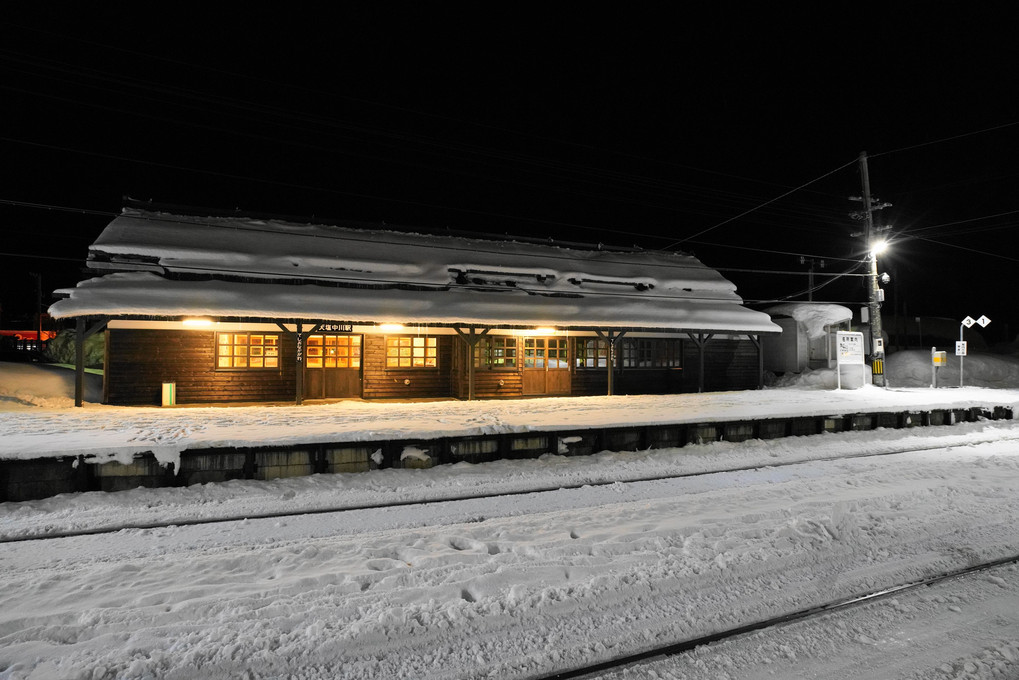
xmin=868 ymin=239 xmax=888 ymax=386
xmin=854 ymin=152 xmax=892 ymax=387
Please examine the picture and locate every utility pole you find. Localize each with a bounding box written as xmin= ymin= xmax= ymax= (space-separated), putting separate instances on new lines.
xmin=800 ymin=256 xmax=825 ymax=302
xmin=849 ymin=151 xmax=891 ymax=386
xmin=29 ymin=273 xmax=42 ymax=352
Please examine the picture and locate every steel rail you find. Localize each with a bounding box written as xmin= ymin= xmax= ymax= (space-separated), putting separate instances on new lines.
xmin=538 ymin=553 xmax=1019 ymax=679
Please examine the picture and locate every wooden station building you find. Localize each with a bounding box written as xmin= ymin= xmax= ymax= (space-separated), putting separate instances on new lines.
xmin=49 ymin=206 xmax=781 ymax=406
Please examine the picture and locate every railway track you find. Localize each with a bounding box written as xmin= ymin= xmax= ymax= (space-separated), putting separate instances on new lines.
xmin=6 ymin=430 xmax=1019 ymax=544
xmin=541 ymin=553 xmax=1019 ymax=679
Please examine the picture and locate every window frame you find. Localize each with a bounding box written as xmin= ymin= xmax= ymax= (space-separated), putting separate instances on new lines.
xmin=619 ymin=338 xmax=685 ymax=369
xmin=305 ymin=334 xmax=362 ymax=370
xmin=574 ymin=338 xmax=609 ymax=369
xmin=385 ymin=335 xmax=439 ymax=369
xmin=523 ymin=337 xmax=569 ymax=370
xmin=216 ymin=332 xmax=281 ymax=370
xmin=473 ymin=336 xmax=518 ymax=370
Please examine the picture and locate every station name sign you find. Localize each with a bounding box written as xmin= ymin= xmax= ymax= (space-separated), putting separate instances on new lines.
xmin=317 ymin=323 xmax=353 ymax=333
xmin=836 ymin=331 xmax=865 ymax=365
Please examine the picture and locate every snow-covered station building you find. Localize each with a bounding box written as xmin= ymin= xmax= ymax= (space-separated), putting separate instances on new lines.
xmin=49 ymin=206 xmax=781 ymax=406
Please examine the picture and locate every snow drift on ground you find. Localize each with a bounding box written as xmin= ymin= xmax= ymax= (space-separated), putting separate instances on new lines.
xmin=0 ymin=363 xmax=102 ymax=409
xmin=2 ymin=358 xmax=1019 ymax=679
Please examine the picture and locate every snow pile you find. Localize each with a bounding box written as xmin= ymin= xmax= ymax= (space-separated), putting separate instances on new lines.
xmin=766 ymin=348 xmax=1019 ymax=391
xmin=886 ymin=349 xmax=1019 ymax=388
xmin=0 ymin=363 xmax=102 ymax=409
xmin=765 ymin=302 xmax=852 ymax=338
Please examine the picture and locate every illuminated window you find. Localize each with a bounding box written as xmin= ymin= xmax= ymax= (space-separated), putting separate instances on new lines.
xmin=306 ymin=335 xmax=361 ymax=369
xmin=386 ymin=336 xmax=437 ymax=368
xmin=217 ymin=333 xmax=280 ymax=369
xmin=473 ymin=336 xmax=517 ymax=369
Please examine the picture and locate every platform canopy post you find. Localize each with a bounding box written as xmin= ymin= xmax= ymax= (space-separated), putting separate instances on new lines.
xmin=75 ymin=317 xmax=85 ymax=407
xmin=73 ymin=316 xmax=109 ymax=407
xmin=687 ymin=332 xmax=714 ymax=393
xmin=747 ymin=333 xmax=764 ymax=390
xmin=454 ymin=327 xmax=490 ymax=401
xmin=594 ymin=330 xmax=627 ymax=396
xmin=277 ymin=322 xmax=321 ymax=405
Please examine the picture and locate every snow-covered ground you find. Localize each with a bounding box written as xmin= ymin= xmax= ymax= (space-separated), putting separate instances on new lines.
xmin=2 ymin=353 xmax=1019 ymax=679
xmin=2 ymin=351 xmax=1019 ymax=470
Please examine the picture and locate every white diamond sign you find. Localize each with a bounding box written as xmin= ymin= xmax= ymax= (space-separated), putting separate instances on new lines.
xmin=962 ymin=316 xmax=976 ymax=328
xmin=977 ymin=315 xmax=992 ymax=327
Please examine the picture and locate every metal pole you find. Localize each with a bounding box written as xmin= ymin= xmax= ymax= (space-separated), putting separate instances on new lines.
xmin=959 ymin=324 xmax=965 ymax=388
xmin=35 ymin=273 xmax=42 ymax=352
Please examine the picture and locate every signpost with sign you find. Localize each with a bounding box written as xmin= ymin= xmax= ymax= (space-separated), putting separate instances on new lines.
xmin=959 ymin=315 xmax=990 ymax=387
xmin=931 ymin=347 xmax=947 ymax=388
xmin=836 ymin=331 xmax=865 ymax=389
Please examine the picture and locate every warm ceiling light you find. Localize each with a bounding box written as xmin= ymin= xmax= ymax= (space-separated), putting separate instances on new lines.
xmin=532 ymin=327 xmax=556 ymax=335
xmin=378 ymin=323 xmax=405 ymax=332
xmin=182 ymin=317 xmax=214 ymax=327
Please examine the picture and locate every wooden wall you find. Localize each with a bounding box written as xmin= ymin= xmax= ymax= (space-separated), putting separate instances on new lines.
xmin=687 ymin=338 xmax=761 ymax=392
xmin=361 ymin=335 xmax=455 ymax=399
xmin=104 ymin=330 xmax=761 ymax=406
xmin=449 ymin=337 xmax=524 ymax=399
xmin=105 ymin=329 xmax=296 ymax=405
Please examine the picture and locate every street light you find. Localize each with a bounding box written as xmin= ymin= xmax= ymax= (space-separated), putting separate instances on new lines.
xmin=868 ymin=240 xmax=887 ymax=386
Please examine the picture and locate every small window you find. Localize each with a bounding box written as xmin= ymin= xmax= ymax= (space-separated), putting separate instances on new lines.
xmin=575 ymin=338 xmax=609 ymax=368
xmin=307 ymin=335 xmax=361 ymax=369
xmin=474 ymin=336 xmax=517 ymax=369
xmin=218 ymin=333 xmax=280 ymax=369
xmin=620 ymin=339 xmax=684 ymax=369
xmin=386 ymin=336 xmax=437 ymax=368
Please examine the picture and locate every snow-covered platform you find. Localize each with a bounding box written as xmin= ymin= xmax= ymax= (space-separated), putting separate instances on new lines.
xmin=2 ymin=386 xmax=1017 ymax=502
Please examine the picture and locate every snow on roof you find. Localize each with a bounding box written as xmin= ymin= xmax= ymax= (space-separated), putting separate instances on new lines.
xmin=50 ymin=208 xmax=780 ymax=333
xmin=765 ymin=303 xmax=852 ymax=339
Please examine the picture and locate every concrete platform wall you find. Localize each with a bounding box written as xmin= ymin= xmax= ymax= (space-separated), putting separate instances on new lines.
xmin=0 ymin=405 xmax=1011 ymax=502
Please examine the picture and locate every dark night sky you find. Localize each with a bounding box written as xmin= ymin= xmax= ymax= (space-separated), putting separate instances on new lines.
xmin=3 ymin=6 xmax=1019 ymax=343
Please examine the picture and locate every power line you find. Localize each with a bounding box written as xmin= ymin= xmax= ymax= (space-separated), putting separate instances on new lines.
xmin=871 ymin=120 xmax=1019 ymax=159
xmin=0 ymin=24 xmax=839 ymax=202
xmin=0 ymin=78 xmax=848 ymax=240
xmin=0 ymin=251 xmax=85 ymax=263
xmin=0 ymin=198 xmax=868 ymax=281
xmin=910 ymin=236 xmax=1019 ymax=263
xmin=0 ymin=43 xmax=852 ymax=242
xmin=687 ymin=240 xmax=861 ymax=264
xmin=659 ymin=158 xmax=860 ymax=250
xmin=768 ymin=262 xmax=867 ymax=302
xmin=896 ymin=208 xmax=1019 ymax=237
